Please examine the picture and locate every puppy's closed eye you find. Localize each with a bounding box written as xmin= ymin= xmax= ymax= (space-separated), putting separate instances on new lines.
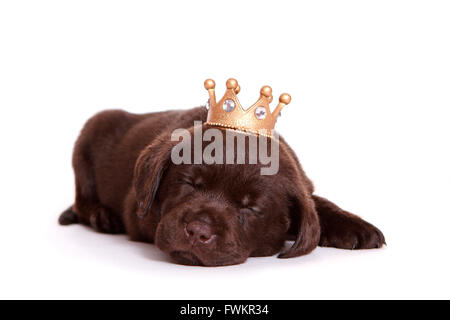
xmin=178 ymin=178 xmax=194 ymax=186
xmin=238 ymin=207 xmax=263 ymax=225
xmin=240 ymin=207 xmax=262 ymax=216
xmin=177 ymin=176 xmax=204 ymax=189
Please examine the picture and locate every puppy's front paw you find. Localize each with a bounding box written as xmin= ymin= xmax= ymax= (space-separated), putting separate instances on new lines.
xmin=320 ymin=215 xmax=385 ymax=250
xmin=89 ymin=207 xmax=124 ymax=234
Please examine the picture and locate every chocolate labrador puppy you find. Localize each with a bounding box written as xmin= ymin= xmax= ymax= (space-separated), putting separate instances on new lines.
xmin=59 ymin=107 xmax=385 ymax=266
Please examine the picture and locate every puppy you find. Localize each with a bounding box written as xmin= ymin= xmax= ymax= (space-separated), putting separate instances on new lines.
xmin=59 ymin=107 xmax=385 ymax=266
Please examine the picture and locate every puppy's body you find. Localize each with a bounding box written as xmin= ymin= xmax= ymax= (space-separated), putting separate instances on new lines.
xmin=60 ymin=107 xmax=385 ymax=266
xmin=66 ymin=109 xmax=205 ymax=232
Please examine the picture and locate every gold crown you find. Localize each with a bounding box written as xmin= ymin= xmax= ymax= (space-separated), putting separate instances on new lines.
xmin=204 ymin=78 xmax=291 ymax=137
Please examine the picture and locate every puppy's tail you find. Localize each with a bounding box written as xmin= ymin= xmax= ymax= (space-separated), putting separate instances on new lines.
xmin=58 ymin=206 xmax=79 ymax=225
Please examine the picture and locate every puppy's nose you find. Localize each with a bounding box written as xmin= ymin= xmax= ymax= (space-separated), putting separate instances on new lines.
xmin=185 ymin=221 xmax=215 ymax=245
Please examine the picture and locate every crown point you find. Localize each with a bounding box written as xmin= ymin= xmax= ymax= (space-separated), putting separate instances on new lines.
xmin=279 ymin=93 xmax=291 ymax=105
xmin=204 ymin=79 xmax=215 ymax=90
xmin=235 ymin=85 xmax=241 ymax=94
xmin=260 ymin=86 xmax=272 ymax=99
xmin=226 ymin=78 xmax=238 ymax=90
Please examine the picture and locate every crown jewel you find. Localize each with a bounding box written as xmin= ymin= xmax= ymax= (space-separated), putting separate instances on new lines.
xmin=204 ymin=78 xmax=291 ymax=137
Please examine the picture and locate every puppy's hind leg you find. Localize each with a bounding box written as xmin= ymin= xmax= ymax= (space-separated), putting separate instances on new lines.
xmin=72 ymin=166 xmax=125 ymax=234
xmin=59 ymin=203 xmax=124 ymax=234
xmin=313 ymin=195 xmax=385 ymax=250
xmin=61 ymin=120 xmax=125 ymax=234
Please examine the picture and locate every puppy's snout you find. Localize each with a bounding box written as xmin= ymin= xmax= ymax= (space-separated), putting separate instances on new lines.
xmin=185 ymin=221 xmax=215 ymax=245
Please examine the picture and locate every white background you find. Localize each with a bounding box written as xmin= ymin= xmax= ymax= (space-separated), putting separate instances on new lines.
xmin=1 ymin=0 xmax=449 ymax=299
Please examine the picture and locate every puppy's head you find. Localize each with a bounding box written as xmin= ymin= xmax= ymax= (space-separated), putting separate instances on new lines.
xmin=133 ymin=127 xmax=319 ymax=266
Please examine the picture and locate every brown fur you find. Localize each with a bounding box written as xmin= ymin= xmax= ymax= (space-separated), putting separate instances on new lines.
xmin=59 ymin=107 xmax=385 ymax=266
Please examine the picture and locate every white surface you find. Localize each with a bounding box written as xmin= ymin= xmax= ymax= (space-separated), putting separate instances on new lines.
xmin=1 ymin=0 xmax=449 ymax=299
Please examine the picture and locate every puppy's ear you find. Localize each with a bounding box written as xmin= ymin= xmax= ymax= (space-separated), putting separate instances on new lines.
xmin=278 ymin=191 xmax=320 ymax=258
xmin=278 ymin=145 xmax=321 ymax=259
xmin=133 ymin=139 xmax=174 ymax=218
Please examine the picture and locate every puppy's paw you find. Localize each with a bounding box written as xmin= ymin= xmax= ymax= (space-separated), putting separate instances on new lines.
xmin=89 ymin=207 xmax=125 ymax=234
xmin=319 ymin=215 xmax=385 ymax=250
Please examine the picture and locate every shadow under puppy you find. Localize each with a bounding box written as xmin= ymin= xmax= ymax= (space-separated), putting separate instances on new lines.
xmin=59 ymin=107 xmax=385 ymax=266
